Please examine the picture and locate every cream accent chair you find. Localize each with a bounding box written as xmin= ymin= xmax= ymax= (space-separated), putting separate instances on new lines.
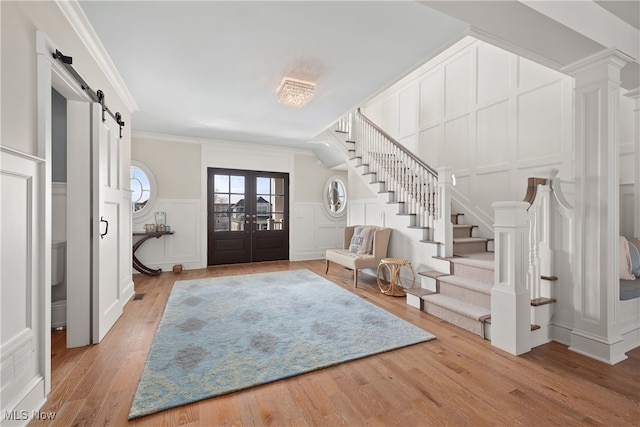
xmin=325 ymin=225 xmax=392 ymax=287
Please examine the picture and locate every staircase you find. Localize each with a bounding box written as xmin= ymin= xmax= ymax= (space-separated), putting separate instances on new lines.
xmin=338 ymin=109 xmax=557 ymax=343
xmin=412 ymin=213 xmax=495 ymax=337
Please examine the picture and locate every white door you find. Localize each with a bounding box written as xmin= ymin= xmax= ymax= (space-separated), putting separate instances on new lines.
xmin=92 ymin=103 xmax=123 ymax=343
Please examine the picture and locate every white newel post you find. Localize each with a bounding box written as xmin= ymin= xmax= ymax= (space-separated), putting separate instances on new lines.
xmin=491 ymin=201 xmax=531 ymax=356
xmin=562 ymin=49 xmax=632 ymax=364
xmin=530 ymin=168 xmax=558 ymax=299
xmin=434 ymin=166 xmax=453 ymax=257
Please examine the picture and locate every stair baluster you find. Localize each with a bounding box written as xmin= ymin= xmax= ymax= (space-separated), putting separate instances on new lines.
xmin=352 ymin=109 xmax=440 ymax=238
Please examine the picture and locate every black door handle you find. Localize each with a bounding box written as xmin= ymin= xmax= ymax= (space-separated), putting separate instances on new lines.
xmin=100 ymin=216 xmax=109 ymax=239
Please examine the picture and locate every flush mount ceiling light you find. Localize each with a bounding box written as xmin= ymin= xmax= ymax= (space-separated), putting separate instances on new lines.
xmin=277 ymin=78 xmax=315 ymax=108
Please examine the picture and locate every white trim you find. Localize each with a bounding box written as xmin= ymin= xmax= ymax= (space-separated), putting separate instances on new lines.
xmin=562 ymin=48 xmax=634 ymax=76
xmin=0 ymin=146 xmax=46 ymax=421
xmin=0 ymin=146 xmax=45 ymax=163
xmin=54 ymin=0 xmax=138 ymax=113
xmin=130 ymin=161 xmax=157 ymax=220
xmin=132 ymin=130 xmax=317 ymax=157
xmin=467 ymin=27 xmax=564 ymax=73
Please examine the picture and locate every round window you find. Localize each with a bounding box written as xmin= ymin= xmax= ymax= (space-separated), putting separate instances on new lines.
xmin=323 ymin=176 xmax=347 ymax=217
xmin=130 ymin=161 xmax=157 ymax=218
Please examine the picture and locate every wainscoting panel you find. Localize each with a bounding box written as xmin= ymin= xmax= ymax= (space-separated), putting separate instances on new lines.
xmin=419 ymin=69 xmax=444 ymax=128
xmin=477 ymin=43 xmax=511 ymax=104
xmin=476 ymin=100 xmax=510 ymax=168
xmin=516 ymin=80 xmax=564 ymax=162
xmin=363 ymin=38 xmax=581 ymax=234
xmin=620 ymin=183 xmax=635 ymax=239
xmin=419 ymin=125 xmax=441 ymax=167
xmin=348 ymin=202 xmax=367 ymax=226
xmin=132 ymin=197 xmax=201 ymax=271
xmin=443 ymin=114 xmax=471 ymax=171
xmin=0 ymin=147 xmax=46 ymax=417
xmin=444 ymin=50 xmax=471 ymax=116
xmin=398 ymin=83 xmax=419 ymax=139
xmin=474 ymin=170 xmax=511 ymax=220
xmin=293 ymin=202 xmax=345 ymax=260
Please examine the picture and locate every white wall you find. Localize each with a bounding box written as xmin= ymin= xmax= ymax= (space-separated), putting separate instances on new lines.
xmin=363 ymin=37 xmax=636 ymax=226
xmin=131 ymin=135 xmax=202 ymax=271
xmin=1 ymin=2 xmax=134 ymax=422
xmin=0 ymin=148 xmax=46 ymax=424
xmin=1 ymin=2 xmax=132 ymax=156
xmin=293 ymin=154 xmax=347 ymax=260
xmin=363 ymin=37 xmax=578 ymax=226
xmin=131 ymin=134 xmax=346 ymax=270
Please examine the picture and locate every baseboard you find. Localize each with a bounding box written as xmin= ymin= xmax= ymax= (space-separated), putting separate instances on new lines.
xmin=569 ymin=330 xmax=628 ymax=365
xmin=1 ymin=376 xmax=46 ymax=427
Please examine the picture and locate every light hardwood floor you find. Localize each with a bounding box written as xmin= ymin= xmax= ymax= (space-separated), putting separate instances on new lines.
xmin=32 ymin=260 xmax=639 ymax=426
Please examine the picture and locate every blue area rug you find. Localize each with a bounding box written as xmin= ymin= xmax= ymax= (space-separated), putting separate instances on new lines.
xmin=129 ymin=269 xmax=435 ymax=419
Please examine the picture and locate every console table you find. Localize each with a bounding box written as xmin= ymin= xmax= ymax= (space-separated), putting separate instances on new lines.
xmin=132 ymin=231 xmax=174 ymax=276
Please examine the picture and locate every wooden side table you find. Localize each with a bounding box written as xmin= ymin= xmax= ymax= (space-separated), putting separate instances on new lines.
xmin=132 ymin=231 xmax=174 ymax=276
xmin=376 ymin=258 xmax=415 ymax=296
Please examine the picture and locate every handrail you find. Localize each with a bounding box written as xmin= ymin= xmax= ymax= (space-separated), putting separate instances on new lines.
xmin=357 ymin=108 xmax=438 ymax=177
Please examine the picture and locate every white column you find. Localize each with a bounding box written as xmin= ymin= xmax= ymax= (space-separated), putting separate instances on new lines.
xmin=434 ymin=166 xmax=453 ymax=257
xmin=491 ymin=201 xmax=531 ymax=355
xmin=624 ymin=88 xmax=640 ymax=237
xmin=562 ymin=49 xmax=632 ymax=364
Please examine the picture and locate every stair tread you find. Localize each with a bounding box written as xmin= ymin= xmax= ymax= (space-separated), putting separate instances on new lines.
xmin=423 ymin=294 xmax=491 ymax=320
xmin=449 ymin=253 xmax=495 ymax=271
xmin=531 ymin=297 xmax=557 ymax=306
xmin=438 ymin=274 xmax=493 ymax=294
xmin=418 ymin=270 xmax=450 ymax=279
xmin=420 ymin=240 xmax=443 ymax=245
xmin=454 ymin=237 xmax=488 ymax=243
xmin=453 ymin=224 xmax=476 ymax=229
xmin=405 ymin=287 xmax=435 ymax=297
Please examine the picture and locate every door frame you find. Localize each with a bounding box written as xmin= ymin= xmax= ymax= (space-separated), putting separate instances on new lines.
xmin=207 ymin=168 xmax=290 ymax=265
xmin=36 ymin=30 xmax=97 ymax=392
xmin=200 ymin=142 xmax=297 ymax=268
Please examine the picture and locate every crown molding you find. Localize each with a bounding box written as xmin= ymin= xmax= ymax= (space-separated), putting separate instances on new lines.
xmin=467 ymin=26 xmax=564 ymax=73
xmin=55 ymin=0 xmax=138 ymax=113
xmin=624 ymin=87 xmax=640 ymax=99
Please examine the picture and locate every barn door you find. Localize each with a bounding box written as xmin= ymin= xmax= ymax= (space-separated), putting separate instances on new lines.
xmin=91 ymin=103 xmax=123 ymax=343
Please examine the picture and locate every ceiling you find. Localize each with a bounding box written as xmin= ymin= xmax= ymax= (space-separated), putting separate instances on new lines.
xmin=595 ymin=1 xmax=640 ymax=29
xmin=78 ymin=1 xmax=638 ymax=161
xmin=79 ymin=1 xmax=467 ymax=149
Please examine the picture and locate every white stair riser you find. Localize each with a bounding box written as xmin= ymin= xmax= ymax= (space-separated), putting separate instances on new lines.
xmin=438 ymin=282 xmax=491 ymax=308
xmin=424 ymin=302 xmax=483 ymax=336
xmin=420 ymin=275 xmax=438 ymax=292
xmin=453 ymin=241 xmax=487 ymax=254
xmin=531 ymin=303 xmax=554 ymax=326
xmin=453 ymin=227 xmax=473 ymax=238
xmin=452 ymin=263 xmax=494 ymax=284
xmin=406 ymin=293 xmax=422 ymax=310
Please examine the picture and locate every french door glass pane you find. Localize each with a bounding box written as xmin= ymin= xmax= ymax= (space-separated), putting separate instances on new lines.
xmin=213 ymin=175 xmax=246 ymax=232
xmin=255 ymin=177 xmax=285 ymax=231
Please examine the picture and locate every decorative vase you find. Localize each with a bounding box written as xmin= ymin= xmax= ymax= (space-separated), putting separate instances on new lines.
xmin=155 ymin=211 xmax=166 ymax=226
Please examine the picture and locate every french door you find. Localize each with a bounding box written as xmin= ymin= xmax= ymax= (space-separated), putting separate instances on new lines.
xmin=207 ymin=168 xmax=289 ymax=265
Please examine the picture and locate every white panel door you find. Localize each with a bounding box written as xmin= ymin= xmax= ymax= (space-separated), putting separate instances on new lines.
xmin=92 ymin=104 xmax=123 ymax=343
